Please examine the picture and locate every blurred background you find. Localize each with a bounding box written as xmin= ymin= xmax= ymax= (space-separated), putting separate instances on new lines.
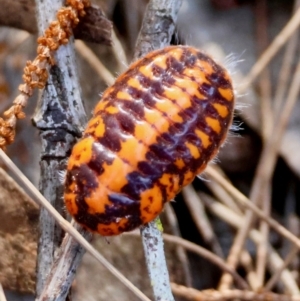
xmin=1 ymin=0 xmax=300 ymax=300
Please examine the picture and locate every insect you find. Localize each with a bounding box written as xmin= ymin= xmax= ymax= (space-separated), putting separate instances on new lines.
xmin=64 ymin=45 xmax=235 ymax=236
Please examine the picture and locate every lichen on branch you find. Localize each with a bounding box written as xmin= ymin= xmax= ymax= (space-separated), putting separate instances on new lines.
xmin=0 ymin=0 xmax=90 ymax=149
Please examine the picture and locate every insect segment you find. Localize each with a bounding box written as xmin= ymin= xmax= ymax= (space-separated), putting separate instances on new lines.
xmin=64 ymin=45 xmax=235 ymax=236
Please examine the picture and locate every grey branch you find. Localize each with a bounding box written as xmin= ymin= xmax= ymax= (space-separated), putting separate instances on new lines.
xmin=37 ymin=224 xmax=92 ymax=301
xmin=134 ymin=0 xmax=182 ymax=61
xmin=141 ymin=219 xmax=176 ymax=301
xmin=33 ymin=0 xmax=88 ymax=299
xmin=135 ymin=0 xmax=183 ymax=301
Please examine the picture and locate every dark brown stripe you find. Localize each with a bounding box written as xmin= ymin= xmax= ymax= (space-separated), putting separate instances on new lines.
xmin=166 ymin=54 xmax=185 ymax=74
xmin=121 ymin=171 xmax=156 ymax=199
xmin=126 ymin=86 xmax=157 ymax=108
xmin=87 ymin=142 xmax=114 ymax=176
xmin=97 ymin=113 xmax=124 ymax=152
xmin=181 ymin=48 xmax=197 ymax=68
xmin=114 ymin=98 xmax=145 ymax=121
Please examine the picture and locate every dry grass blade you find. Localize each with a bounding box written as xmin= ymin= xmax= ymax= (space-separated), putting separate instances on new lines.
xmin=264 ymin=246 xmax=299 ymax=292
xmin=201 ymin=191 xmax=299 ymax=294
xmin=254 ymin=0 xmax=272 ymax=288
xmin=0 ymin=149 xmax=151 ymax=301
xmin=256 ymin=184 xmax=271 ymax=289
xmin=255 ymin=0 xmax=273 ymax=140
xmin=239 ymin=251 xmax=258 ymax=291
xmin=219 ymin=22 xmax=300 ymax=288
xmin=112 ymin=30 xmax=128 ymax=71
xmin=239 ymin=5 xmax=300 ymax=93
xmin=182 ymin=185 xmax=224 ymax=258
xmin=204 ymin=180 xmax=258 ymax=289
xmin=0 ymin=284 xmax=7 ymax=301
xmin=75 ymin=40 xmax=115 ymax=86
xmin=171 ymin=283 xmax=300 ymax=301
xmin=206 ymin=167 xmax=300 ymax=254
xmin=126 ymin=231 xmax=249 ymax=289
xmin=273 ymin=0 xmax=300 ymax=116
xmin=164 ymin=205 xmax=193 ymax=287
xmin=205 ymin=178 xmax=242 ymax=214
xmin=162 ymin=234 xmax=249 ymax=290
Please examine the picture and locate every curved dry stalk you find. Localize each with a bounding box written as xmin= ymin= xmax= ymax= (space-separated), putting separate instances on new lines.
xmin=264 ymin=246 xmax=299 ymax=292
xmin=205 ymin=179 xmax=259 ymax=290
xmin=239 ymin=5 xmax=300 ymax=93
xmin=205 ymin=177 xmax=242 ymax=214
xmin=162 ymin=234 xmax=248 ymax=290
xmin=111 ymin=30 xmax=128 ymax=72
xmin=218 ymin=44 xmax=300 ymax=290
xmin=0 ymin=149 xmax=151 ymax=301
xmin=126 ymin=231 xmax=249 ymax=290
xmin=171 ymin=284 xmax=300 ymax=301
xmin=206 ymin=167 xmax=300 ymax=254
xmin=239 ymin=251 xmax=258 ymax=291
xmin=254 ymin=0 xmax=272 ymax=288
xmin=255 ymin=0 xmax=273 ymax=140
xmin=201 ymin=191 xmax=299 ymax=294
xmin=256 ymin=184 xmax=271 ymax=288
xmin=164 ymin=204 xmax=193 ymax=287
xmin=185 ymin=183 xmax=259 ymax=290
xmin=182 ymin=185 xmax=224 ymax=258
xmin=75 ymin=40 xmax=115 ymax=86
xmin=273 ymin=0 xmax=300 ymax=116
xmin=0 ymin=284 xmax=7 ymax=301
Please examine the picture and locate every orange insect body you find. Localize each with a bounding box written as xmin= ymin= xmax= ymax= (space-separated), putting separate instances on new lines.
xmin=64 ymin=46 xmax=235 ymax=236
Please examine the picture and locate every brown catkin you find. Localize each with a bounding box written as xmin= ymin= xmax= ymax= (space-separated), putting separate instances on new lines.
xmin=0 ymin=0 xmax=90 ymax=149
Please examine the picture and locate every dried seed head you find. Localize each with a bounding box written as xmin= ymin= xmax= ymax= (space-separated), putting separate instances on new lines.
xmin=0 ymin=0 xmax=91 ymax=149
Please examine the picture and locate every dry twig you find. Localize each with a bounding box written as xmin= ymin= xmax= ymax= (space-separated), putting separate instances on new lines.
xmin=75 ymin=40 xmax=115 ymax=86
xmin=0 ymin=284 xmax=7 ymax=301
xmin=206 ymin=167 xmax=300 ymax=257
xmin=171 ymin=283 xmax=300 ymax=301
xmin=126 ymin=231 xmax=248 ymax=290
xmin=240 ymin=5 xmax=300 ymax=93
xmin=164 ymin=205 xmax=193 ymax=287
xmin=264 ymin=246 xmax=299 ymax=292
xmin=254 ymin=0 xmax=272 ymax=287
xmin=182 ymin=185 xmax=224 ymax=258
xmin=273 ymin=0 xmax=300 ymax=116
xmin=201 ymin=191 xmax=299 ymax=294
xmin=134 ymin=0 xmax=183 ymax=300
xmin=111 ymin=30 xmax=128 ymax=72
xmin=219 ymin=11 xmax=300 ymax=287
xmin=255 ymin=0 xmax=273 ymax=140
